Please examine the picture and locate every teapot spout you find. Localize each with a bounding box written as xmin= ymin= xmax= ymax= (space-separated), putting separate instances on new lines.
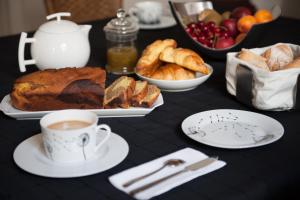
xmin=80 ymin=25 xmax=92 ymax=36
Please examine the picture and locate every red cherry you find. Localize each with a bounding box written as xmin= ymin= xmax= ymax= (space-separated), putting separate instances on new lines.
xmin=193 ymin=27 xmax=202 ymax=35
xmin=207 ymin=21 xmax=216 ymax=31
xmin=213 ymin=27 xmax=221 ymax=37
xmin=201 ymin=24 xmax=209 ymax=33
xmin=212 ymin=26 xmax=220 ymax=33
xmin=206 ymin=39 xmax=214 ymax=48
xmin=220 ymin=32 xmax=230 ymax=39
xmin=185 ymin=27 xmax=193 ymax=34
xmin=187 ymin=23 xmax=197 ymax=31
xmin=197 ymin=35 xmax=206 ymax=41
xmin=197 ymin=21 xmax=205 ymax=28
xmin=206 ymin=31 xmax=214 ymax=39
xmin=197 ymin=37 xmax=207 ymax=45
xmin=191 ymin=35 xmax=198 ymax=40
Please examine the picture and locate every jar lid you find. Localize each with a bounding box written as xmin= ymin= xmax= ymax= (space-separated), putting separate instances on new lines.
xmin=103 ymin=9 xmax=139 ymax=36
xmin=38 ymin=12 xmax=80 ymax=34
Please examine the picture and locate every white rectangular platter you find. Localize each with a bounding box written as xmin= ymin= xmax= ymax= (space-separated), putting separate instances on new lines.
xmin=0 ymin=94 xmax=164 ymax=120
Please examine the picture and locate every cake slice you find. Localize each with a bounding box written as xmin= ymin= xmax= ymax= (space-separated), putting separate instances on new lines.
xmin=104 ymin=76 xmax=136 ymax=108
xmin=131 ymin=81 xmax=148 ymax=106
xmin=138 ymin=84 xmax=160 ymax=108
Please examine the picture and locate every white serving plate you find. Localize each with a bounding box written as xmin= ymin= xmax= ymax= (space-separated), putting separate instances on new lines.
xmin=181 ymin=109 xmax=284 ymax=149
xmin=0 ymin=94 xmax=163 ymax=120
xmin=136 ymin=64 xmax=213 ymax=92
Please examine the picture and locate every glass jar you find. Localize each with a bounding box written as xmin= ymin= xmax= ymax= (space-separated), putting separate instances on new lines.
xmin=103 ymin=9 xmax=139 ymax=74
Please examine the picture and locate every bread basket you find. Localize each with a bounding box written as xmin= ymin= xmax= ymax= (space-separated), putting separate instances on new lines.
xmin=169 ymin=0 xmax=281 ymax=59
xmin=226 ymin=43 xmax=300 ymax=111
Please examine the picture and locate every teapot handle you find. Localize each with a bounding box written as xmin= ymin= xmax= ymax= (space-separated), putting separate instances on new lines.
xmin=18 ymin=32 xmax=36 ymax=72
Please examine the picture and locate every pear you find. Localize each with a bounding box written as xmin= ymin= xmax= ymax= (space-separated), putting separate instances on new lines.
xmin=198 ymin=9 xmax=222 ymax=25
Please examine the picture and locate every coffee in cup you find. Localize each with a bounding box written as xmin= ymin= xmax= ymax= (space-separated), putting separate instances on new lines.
xmin=47 ymin=120 xmax=92 ymax=130
xmin=40 ymin=109 xmax=111 ymax=163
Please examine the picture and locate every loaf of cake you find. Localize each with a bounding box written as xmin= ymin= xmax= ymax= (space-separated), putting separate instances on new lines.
xmin=10 ymin=67 xmax=106 ymax=111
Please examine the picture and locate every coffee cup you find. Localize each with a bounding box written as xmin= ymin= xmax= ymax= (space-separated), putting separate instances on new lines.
xmin=129 ymin=1 xmax=163 ymax=24
xmin=40 ymin=109 xmax=111 ymax=163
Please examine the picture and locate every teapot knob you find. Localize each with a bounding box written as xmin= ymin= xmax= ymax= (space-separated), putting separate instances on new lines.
xmin=46 ymin=12 xmax=71 ymax=21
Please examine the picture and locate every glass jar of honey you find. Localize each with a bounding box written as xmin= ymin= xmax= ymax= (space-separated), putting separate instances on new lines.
xmin=103 ymin=9 xmax=139 ymax=74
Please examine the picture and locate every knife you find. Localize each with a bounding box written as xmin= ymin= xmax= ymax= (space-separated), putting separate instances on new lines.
xmin=128 ymin=156 xmax=218 ymax=196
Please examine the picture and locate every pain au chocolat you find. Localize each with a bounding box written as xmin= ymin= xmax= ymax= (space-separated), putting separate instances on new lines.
xmin=10 ymin=67 xmax=106 ymax=111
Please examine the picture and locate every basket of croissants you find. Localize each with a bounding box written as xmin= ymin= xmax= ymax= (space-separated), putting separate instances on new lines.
xmin=226 ymin=43 xmax=300 ymax=111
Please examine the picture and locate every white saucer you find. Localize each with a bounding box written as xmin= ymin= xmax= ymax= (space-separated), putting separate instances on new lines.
xmin=138 ymin=16 xmax=176 ymax=30
xmin=13 ymin=132 xmax=129 ymax=178
xmin=182 ymin=109 xmax=284 ymax=149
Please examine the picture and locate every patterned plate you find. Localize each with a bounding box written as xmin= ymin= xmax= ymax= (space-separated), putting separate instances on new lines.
xmin=181 ymin=109 xmax=284 ymax=149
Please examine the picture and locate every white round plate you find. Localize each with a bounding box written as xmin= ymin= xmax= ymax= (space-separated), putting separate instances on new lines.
xmin=13 ymin=132 xmax=129 ymax=178
xmin=181 ymin=109 xmax=284 ymax=149
xmin=136 ymin=64 xmax=213 ymax=92
xmin=138 ymin=16 xmax=176 ymax=30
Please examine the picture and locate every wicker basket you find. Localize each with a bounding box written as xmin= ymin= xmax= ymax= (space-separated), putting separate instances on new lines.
xmin=45 ymin=0 xmax=122 ymax=23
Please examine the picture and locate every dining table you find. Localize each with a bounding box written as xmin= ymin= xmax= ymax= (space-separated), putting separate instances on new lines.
xmin=1 ymin=16 xmax=300 ymax=200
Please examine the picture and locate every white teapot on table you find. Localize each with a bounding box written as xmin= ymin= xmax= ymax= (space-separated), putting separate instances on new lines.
xmin=18 ymin=12 xmax=92 ymax=72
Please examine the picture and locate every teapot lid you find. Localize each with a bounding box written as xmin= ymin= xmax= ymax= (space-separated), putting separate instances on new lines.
xmin=38 ymin=12 xmax=80 ymax=34
xmin=104 ymin=9 xmax=139 ymax=37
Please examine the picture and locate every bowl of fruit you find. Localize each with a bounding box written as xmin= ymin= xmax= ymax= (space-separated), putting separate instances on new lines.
xmin=169 ymin=0 xmax=281 ymax=59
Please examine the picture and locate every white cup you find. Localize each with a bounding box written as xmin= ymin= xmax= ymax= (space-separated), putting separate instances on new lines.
xmin=40 ymin=109 xmax=111 ymax=163
xmin=129 ymin=1 xmax=163 ymax=24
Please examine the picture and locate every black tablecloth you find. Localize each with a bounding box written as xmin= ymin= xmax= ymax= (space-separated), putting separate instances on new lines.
xmin=1 ymin=17 xmax=300 ymax=200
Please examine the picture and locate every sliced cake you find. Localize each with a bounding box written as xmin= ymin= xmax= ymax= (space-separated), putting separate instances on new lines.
xmin=131 ymin=81 xmax=148 ymax=107
xmin=138 ymin=84 xmax=160 ymax=108
xmin=104 ymin=76 xmax=136 ymax=108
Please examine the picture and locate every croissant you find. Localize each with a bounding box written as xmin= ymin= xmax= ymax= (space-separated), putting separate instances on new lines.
xmin=159 ymin=47 xmax=209 ymax=74
xmin=136 ymin=39 xmax=177 ymax=77
xmin=151 ymin=64 xmax=195 ymax=80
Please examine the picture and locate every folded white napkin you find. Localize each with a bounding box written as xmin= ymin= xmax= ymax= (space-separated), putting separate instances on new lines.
xmin=109 ymin=147 xmax=226 ymax=200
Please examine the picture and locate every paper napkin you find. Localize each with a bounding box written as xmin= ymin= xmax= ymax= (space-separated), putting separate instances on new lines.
xmin=109 ymin=147 xmax=226 ymax=200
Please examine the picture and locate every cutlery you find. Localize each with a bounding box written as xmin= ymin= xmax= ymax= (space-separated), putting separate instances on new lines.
xmin=129 ymin=156 xmax=218 ymax=197
xmin=123 ymin=159 xmax=185 ymax=187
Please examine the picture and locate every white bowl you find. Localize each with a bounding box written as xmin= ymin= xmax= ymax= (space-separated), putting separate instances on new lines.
xmin=136 ymin=64 xmax=213 ymax=92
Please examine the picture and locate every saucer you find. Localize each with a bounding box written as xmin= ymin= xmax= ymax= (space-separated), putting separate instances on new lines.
xmin=138 ymin=16 xmax=176 ymax=30
xmin=13 ymin=132 xmax=129 ymax=178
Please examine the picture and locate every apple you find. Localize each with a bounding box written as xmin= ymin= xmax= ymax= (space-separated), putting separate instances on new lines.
xmin=231 ymin=6 xmax=252 ymax=19
xmin=221 ymin=19 xmax=238 ymax=37
xmin=215 ymin=37 xmax=235 ymax=49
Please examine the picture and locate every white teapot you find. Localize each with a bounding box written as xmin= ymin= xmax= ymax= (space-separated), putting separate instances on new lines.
xmin=18 ymin=12 xmax=92 ymax=72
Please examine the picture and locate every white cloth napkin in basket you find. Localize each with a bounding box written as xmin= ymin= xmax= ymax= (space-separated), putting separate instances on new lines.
xmin=109 ymin=147 xmax=226 ymax=200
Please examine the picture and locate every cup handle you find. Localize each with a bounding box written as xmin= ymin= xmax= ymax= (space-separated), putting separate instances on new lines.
xmin=18 ymin=32 xmax=36 ymax=72
xmin=95 ymin=124 xmax=111 ymax=152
